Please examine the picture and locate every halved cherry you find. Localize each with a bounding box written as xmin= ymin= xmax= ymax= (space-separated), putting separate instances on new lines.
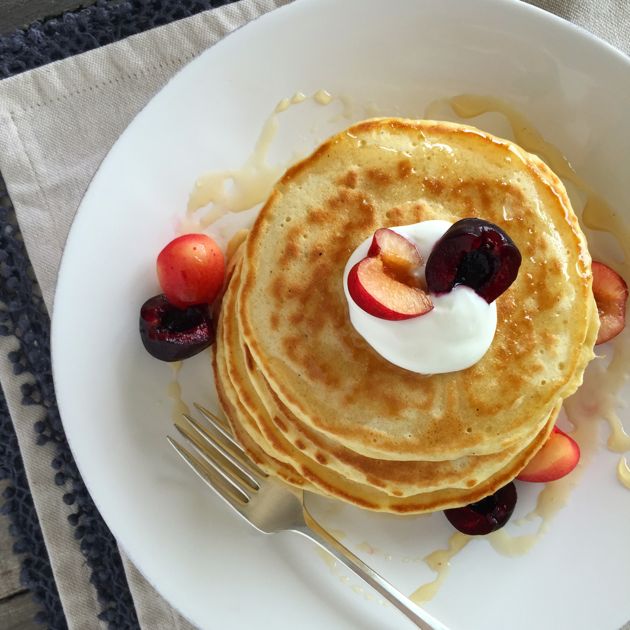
xmin=139 ymin=294 xmax=214 ymax=362
xmin=592 ymin=261 xmax=628 ymax=345
xmin=368 ymin=228 xmax=423 ymax=272
xmin=425 ymin=218 xmax=521 ymax=303
xmin=347 ymin=228 xmax=432 ymax=320
xmin=516 ymin=427 xmax=580 ymax=483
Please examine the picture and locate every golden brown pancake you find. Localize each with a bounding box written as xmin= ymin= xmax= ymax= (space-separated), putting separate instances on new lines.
xmin=222 ymin=264 xmax=552 ymax=496
xmin=214 ymin=260 xmax=565 ymax=512
xmin=237 ymin=118 xmax=598 ymax=461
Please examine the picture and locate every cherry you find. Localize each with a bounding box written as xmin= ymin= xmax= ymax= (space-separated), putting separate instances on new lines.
xmin=139 ymin=294 xmax=214 ymax=362
xmin=425 ymin=218 xmax=521 ymax=303
xmin=591 ymin=261 xmax=628 ymax=345
xmin=157 ymin=233 xmax=225 ymax=309
xmin=444 ymin=482 xmax=517 ymax=535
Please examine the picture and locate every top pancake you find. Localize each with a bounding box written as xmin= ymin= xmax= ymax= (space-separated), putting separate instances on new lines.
xmin=238 ymin=118 xmax=597 ymax=461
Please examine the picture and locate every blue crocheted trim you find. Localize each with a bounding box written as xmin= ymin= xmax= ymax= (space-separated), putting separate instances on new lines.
xmin=0 ymin=173 xmax=138 ymax=628
xmin=0 ymin=180 xmax=68 ymax=628
xmin=0 ymin=1 xmax=239 ymax=628
xmin=0 ymin=381 xmax=66 ymax=628
xmin=0 ymin=0 xmax=235 ymax=80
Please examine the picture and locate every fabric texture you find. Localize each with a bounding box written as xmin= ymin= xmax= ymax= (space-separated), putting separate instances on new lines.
xmin=527 ymin=0 xmax=629 ymax=54
xmin=0 ymin=1 xmax=291 ymax=628
xmin=0 ymin=0 xmax=626 ymax=629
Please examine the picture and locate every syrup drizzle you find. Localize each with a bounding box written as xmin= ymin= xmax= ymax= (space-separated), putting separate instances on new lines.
xmin=167 ymin=361 xmax=190 ymax=423
xmin=409 ymin=532 xmax=469 ymax=604
xmin=315 ymin=532 xmax=389 ymax=608
xmin=185 ymin=90 xmax=335 ymax=231
xmin=617 ymin=457 xmax=630 ymax=490
xmin=186 ymin=114 xmax=282 ymax=228
xmin=275 ymin=91 xmax=307 ymax=112
xmin=313 ymin=89 xmax=333 ymax=106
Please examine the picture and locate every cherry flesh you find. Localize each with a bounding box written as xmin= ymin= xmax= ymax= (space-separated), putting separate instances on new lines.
xmin=425 ymin=218 xmax=521 ymax=303
xmin=139 ymin=294 xmax=214 ymax=362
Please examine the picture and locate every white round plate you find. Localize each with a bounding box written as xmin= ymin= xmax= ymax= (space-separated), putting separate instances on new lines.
xmin=52 ymin=1 xmax=630 ymax=628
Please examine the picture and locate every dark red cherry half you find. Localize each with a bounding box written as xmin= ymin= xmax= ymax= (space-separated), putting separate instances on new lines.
xmin=425 ymin=218 xmax=521 ymax=303
xmin=444 ymin=482 xmax=517 ymax=535
xmin=139 ymin=294 xmax=214 ymax=362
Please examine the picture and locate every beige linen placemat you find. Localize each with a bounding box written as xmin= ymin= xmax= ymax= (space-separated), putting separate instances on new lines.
xmin=0 ymin=1 xmax=627 ymax=629
xmin=0 ymin=1 xmax=291 ymax=628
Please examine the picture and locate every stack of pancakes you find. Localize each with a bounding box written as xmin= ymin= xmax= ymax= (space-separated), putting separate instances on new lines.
xmin=213 ymin=119 xmax=598 ymax=513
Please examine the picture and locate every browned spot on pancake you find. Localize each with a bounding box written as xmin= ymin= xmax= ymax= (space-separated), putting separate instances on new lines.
xmin=287 ymin=224 xmax=302 ymax=240
xmin=295 ymin=439 xmax=305 ymax=450
xmin=423 ymin=177 xmax=445 ymax=196
xmin=281 ymin=335 xmax=301 ymax=363
xmin=327 ymin=302 xmax=348 ymax=332
xmin=270 ymin=276 xmax=284 ymax=301
xmin=273 ymin=415 xmax=287 ymax=432
xmin=397 ymin=158 xmax=413 ymax=179
xmin=303 ymin=356 xmax=341 ymax=389
xmin=306 ymin=208 xmax=328 ymax=225
xmin=279 ymin=240 xmax=299 ymax=266
xmin=326 ymin=189 xmax=376 ymax=234
xmin=260 ymin=420 xmax=293 ymax=455
xmin=341 ymin=391 xmax=355 ymax=406
xmin=288 ymin=310 xmax=304 ymax=326
xmin=315 ymin=452 xmax=328 ymax=465
xmin=539 ymin=289 xmax=561 ymax=311
xmin=385 ymin=206 xmax=405 ymax=223
xmin=330 ymin=245 xmax=354 ymax=266
xmin=269 ymin=312 xmax=279 ymax=331
xmin=244 ymin=347 xmax=255 ymax=372
xmin=476 ymin=179 xmax=491 ymax=210
xmin=391 ymin=489 xmax=403 ymax=497
xmin=338 ymin=169 xmax=358 ymax=188
xmin=466 ymin=479 xmax=476 ymax=488
xmin=366 ymin=168 xmax=392 ymax=186
xmin=329 ymin=188 xmax=352 ymax=209
xmin=381 ymin=393 xmax=405 ymax=415
xmin=276 ymin=283 xmax=304 ymax=310
xmin=308 ymin=247 xmax=325 ymax=262
xmin=365 ymin=475 xmax=386 ymax=489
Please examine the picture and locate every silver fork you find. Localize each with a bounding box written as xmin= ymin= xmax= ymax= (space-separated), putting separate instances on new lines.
xmin=168 ymin=404 xmax=448 ymax=630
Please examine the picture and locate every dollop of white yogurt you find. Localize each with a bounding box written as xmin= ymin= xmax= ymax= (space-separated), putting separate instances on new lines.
xmin=343 ymin=220 xmax=497 ymax=374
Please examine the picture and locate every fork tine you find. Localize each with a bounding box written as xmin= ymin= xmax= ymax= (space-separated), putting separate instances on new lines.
xmin=180 ymin=414 xmax=263 ymax=490
xmin=193 ymin=402 xmax=231 ymax=431
xmin=193 ymin=403 xmax=268 ymax=478
xmin=167 ymin=436 xmax=249 ymax=511
xmin=174 ymin=422 xmax=259 ymax=496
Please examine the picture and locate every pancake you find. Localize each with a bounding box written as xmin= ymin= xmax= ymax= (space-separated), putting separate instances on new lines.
xmin=213 ymin=308 xmax=316 ymax=492
xmin=215 ymin=268 xmax=561 ymax=512
xmin=224 ymin=265 xmax=551 ymax=495
xmin=218 ymin=262 xmax=572 ymax=508
xmin=215 ymin=263 xmax=561 ymax=511
xmin=237 ymin=118 xmax=598 ymax=461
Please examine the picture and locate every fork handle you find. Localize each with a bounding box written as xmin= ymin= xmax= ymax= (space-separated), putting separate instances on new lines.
xmin=296 ymin=511 xmax=449 ymax=630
